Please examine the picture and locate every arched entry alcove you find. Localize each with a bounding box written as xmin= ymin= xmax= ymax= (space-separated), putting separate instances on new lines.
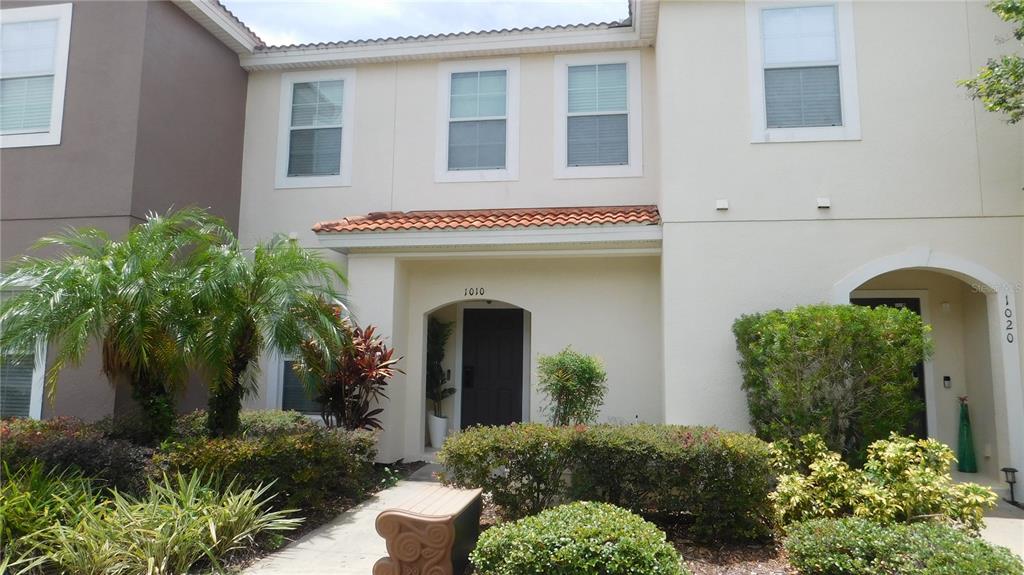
xmin=423 ymin=299 xmax=532 ymax=450
xmin=832 ymin=248 xmax=1023 ymax=477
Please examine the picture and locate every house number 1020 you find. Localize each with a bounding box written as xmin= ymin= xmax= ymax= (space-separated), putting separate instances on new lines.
xmin=1006 ymin=295 xmax=1015 ymax=344
xmin=465 ymin=287 xmax=485 ymax=296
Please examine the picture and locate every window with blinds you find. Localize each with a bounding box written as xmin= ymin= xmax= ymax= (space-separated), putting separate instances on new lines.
xmin=566 ymin=63 xmax=628 ymax=167
xmin=448 ymin=70 xmax=507 ymax=171
xmin=0 ymin=354 xmax=34 ymax=418
xmin=287 ymin=80 xmax=344 ymax=177
xmin=0 ymin=17 xmax=59 ymax=135
xmin=281 ymin=360 xmax=319 ymax=414
xmin=761 ymin=5 xmax=842 ymax=129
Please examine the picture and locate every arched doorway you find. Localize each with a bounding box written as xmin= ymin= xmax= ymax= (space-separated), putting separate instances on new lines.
xmin=832 ymin=248 xmax=1023 ymax=479
xmin=424 ymin=299 xmax=531 ymax=450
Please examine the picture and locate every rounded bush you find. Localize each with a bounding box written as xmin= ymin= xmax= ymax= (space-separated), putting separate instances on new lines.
xmin=470 ymin=501 xmax=687 ymax=575
xmin=785 ymin=517 xmax=1024 ymax=575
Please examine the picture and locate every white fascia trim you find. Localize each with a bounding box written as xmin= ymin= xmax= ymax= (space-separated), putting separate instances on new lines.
xmin=553 ymin=50 xmax=644 ymax=179
xmin=276 ymin=68 xmax=357 ymax=189
xmin=435 ymin=58 xmax=520 ymax=183
xmin=240 ymin=27 xmax=646 ymax=71
xmin=745 ymin=1 xmax=861 ymax=144
xmin=316 ymin=224 xmax=662 ymax=252
xmin=0 ymin=3 xmax=72 ymax=150
xmin=174 ymin=0 xmax=260 ymax=54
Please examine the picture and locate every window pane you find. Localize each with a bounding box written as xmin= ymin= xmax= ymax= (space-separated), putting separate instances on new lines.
xmin=764 ymin=65 xmax=842 ymax=128
xmin=569 ymin=64 xmax=627 ymax=114
xmin=282 ymin=361 xmax=319 ymax=414
xmin=288 ymin=127 xmax=342 ymax=177
xmin=1 ymin=19 xmax=58 ymax=78
xmin=450 ymin=70 xmax=506 ymax=119
xmin=291 ymin=80 xmax=343 ymax=127
xmin=567 ymin=113 xmax=628 ymax=166
xmin=0 ymin=355 xmax=34 ymax=419
xmin=448 ymin=119 xmax=506 ymax=170
xmin=763 ymin=5 xmax=837 ymax=65
xmin=0 ymin=75 xmax=54 ymax=133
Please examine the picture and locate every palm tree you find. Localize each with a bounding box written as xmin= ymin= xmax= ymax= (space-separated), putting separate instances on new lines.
xmin=190 ymin=234 xmax=348 ymax=437
xmin=0 ymin=208 xmax=227 ymax=439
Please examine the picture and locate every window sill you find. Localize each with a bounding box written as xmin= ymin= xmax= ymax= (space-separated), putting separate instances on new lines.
xmin=1 ymin=130 xmax=61 ymax=149
xmin=751 ymin=125 xmax=861 ymax=144
xmin=435 ymin=168 xmax=518 ymax=183
xmin=554 ymin=163 xmax=643 ymax=179
xmin=275 ymin=174 xmax=351 ymax=189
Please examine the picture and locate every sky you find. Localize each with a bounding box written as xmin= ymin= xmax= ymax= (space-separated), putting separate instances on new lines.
xmin=220 ymin=0 xmax=630 ymax=46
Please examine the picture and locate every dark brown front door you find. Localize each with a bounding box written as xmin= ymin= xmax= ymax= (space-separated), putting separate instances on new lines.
xmin=461 ymin=308 xmax=524 ymax=428
xmin=851 ymin=297 xmax=927 ymax=438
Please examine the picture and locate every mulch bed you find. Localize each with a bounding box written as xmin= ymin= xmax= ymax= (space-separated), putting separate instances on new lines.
xmin=675 ymin=540 xmax=794 ymax=575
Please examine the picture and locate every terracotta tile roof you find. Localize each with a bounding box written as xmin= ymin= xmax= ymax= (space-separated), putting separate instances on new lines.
xmin=312 ymin=205 xmax=660 ymax=234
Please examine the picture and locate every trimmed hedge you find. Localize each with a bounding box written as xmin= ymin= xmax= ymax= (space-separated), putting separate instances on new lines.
xmin=785 ymin=517 xmax=1024 ymax=575
xmin=439 ymin=423 xmax=775 ymax=541
xmin=171 ymin=409 xmax=318 ymax=439
xmin=0 ymin=417 xmax=150 ymax=494
xmin=153 ymin=427 xmax=377 ymax=512
xmin=471 ymin=501 xmax=687 ymax=575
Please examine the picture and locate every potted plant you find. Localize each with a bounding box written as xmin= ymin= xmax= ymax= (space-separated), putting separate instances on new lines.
xmin=426 ymin=317 xmax=456 ymax=448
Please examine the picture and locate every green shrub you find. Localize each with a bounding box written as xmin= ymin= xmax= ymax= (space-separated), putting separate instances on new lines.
xmin=12 ymin=471 xmax=300 ymax=575
xmin=537 ymin=347 xmax=607 ymax=425
xmin=0 ymin=462 xmax=98 ymax=554
xmin=439 ymin=423 xmax=775 ymax=541
xmin=171 ymin=409 xmax=317 ymax=439
xmin=0 ymin=417 xmax=150 ymax=493
xmin=154 ymin=427 xmax=377 ymax=513
xmin=771 ymin=434 xmax=997 ymax=531
xmin=570 ymin=424 xmax=775 ymax=541
xmin=438 ymin=423 xmax=574 ymax=519
xmin=471 ymin=501 xmax=686 ymax=575
xmin=785 ymin=517 xmax=1023 ymax=575
xmin=733 ymin=304 xmax=932 ymax=463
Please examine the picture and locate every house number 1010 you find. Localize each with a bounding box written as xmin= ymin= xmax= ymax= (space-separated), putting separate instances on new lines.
xmin=465 ymin=287 xmax=485 ymax=296
xmin=1006 ymin=295 xmax=1015 ymax=344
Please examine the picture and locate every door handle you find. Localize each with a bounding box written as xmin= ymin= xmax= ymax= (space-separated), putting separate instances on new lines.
xmin=463 ymin=366 xmax=474 ymax=389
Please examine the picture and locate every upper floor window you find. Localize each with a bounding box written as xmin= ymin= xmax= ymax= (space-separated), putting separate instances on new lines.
xmin=554 ymin=51 xmax=643 ymax=179
xmin=276 ymin=69 xmax=355 ymax=189
xmin=746 ymin=2 xmax=860 ymax=143
xmin=0 ymin=3 xmax=72 ymax=149
xmin=436 ymin=58 xmax=519 ymax=182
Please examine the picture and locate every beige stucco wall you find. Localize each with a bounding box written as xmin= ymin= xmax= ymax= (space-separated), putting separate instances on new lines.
xmin=661 ymin=217 xmax=1023 ymax=473
xmin=655 ymin=1 xmax=1022 ymax=222
xmin=333 ymin=254 xmax=662 ymax=461
xmin=237 ymin=49 xmax=659 ymax=249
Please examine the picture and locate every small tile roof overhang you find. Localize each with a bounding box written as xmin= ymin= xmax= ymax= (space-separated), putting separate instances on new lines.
xmin=313 ymin=205 xmax=662 ymax=253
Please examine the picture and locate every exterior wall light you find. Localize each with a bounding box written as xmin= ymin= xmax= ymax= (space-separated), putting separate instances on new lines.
xmin=1002 ymin=467 xmax=1021 ymax=508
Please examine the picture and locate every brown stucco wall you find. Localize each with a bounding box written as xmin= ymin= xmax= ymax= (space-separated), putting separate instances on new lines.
xmin=2 ymin=1 xmax=247 ymax=421
xmin=131 ymin=0 xmax=247 ymax=231
xmin=0 ymin=1 xmax=147 ymax=234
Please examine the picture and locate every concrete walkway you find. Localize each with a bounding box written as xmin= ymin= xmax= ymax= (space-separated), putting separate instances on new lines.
xmin=243 ymin=465 xmax=442 ymax=575
xmin=981 ymin=499 xmax=1024 ymax=558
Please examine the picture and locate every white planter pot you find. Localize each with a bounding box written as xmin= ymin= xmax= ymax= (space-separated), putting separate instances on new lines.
xmin=427 ymin=413 xmax=449 ymax=449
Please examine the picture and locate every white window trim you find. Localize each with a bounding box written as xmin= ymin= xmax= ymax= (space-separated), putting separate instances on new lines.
xmin=745 ymin=1 xmax=861 ymax=143
xmin=0 ymin=3 xmax=73 ymax=149
xmin=1 ymin=284 xmax=47 ymax=419
xmin=276 ymin=68 xmax=356 ymax=189
xmin=553 ymin=51 xmax=643 ymax=179
xmin=434 ymin=58 xmax=520 ymax=183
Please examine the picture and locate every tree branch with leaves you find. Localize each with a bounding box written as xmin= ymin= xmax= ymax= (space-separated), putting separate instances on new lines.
xmin=961 ymin=0 xmax=1024 ymax=123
